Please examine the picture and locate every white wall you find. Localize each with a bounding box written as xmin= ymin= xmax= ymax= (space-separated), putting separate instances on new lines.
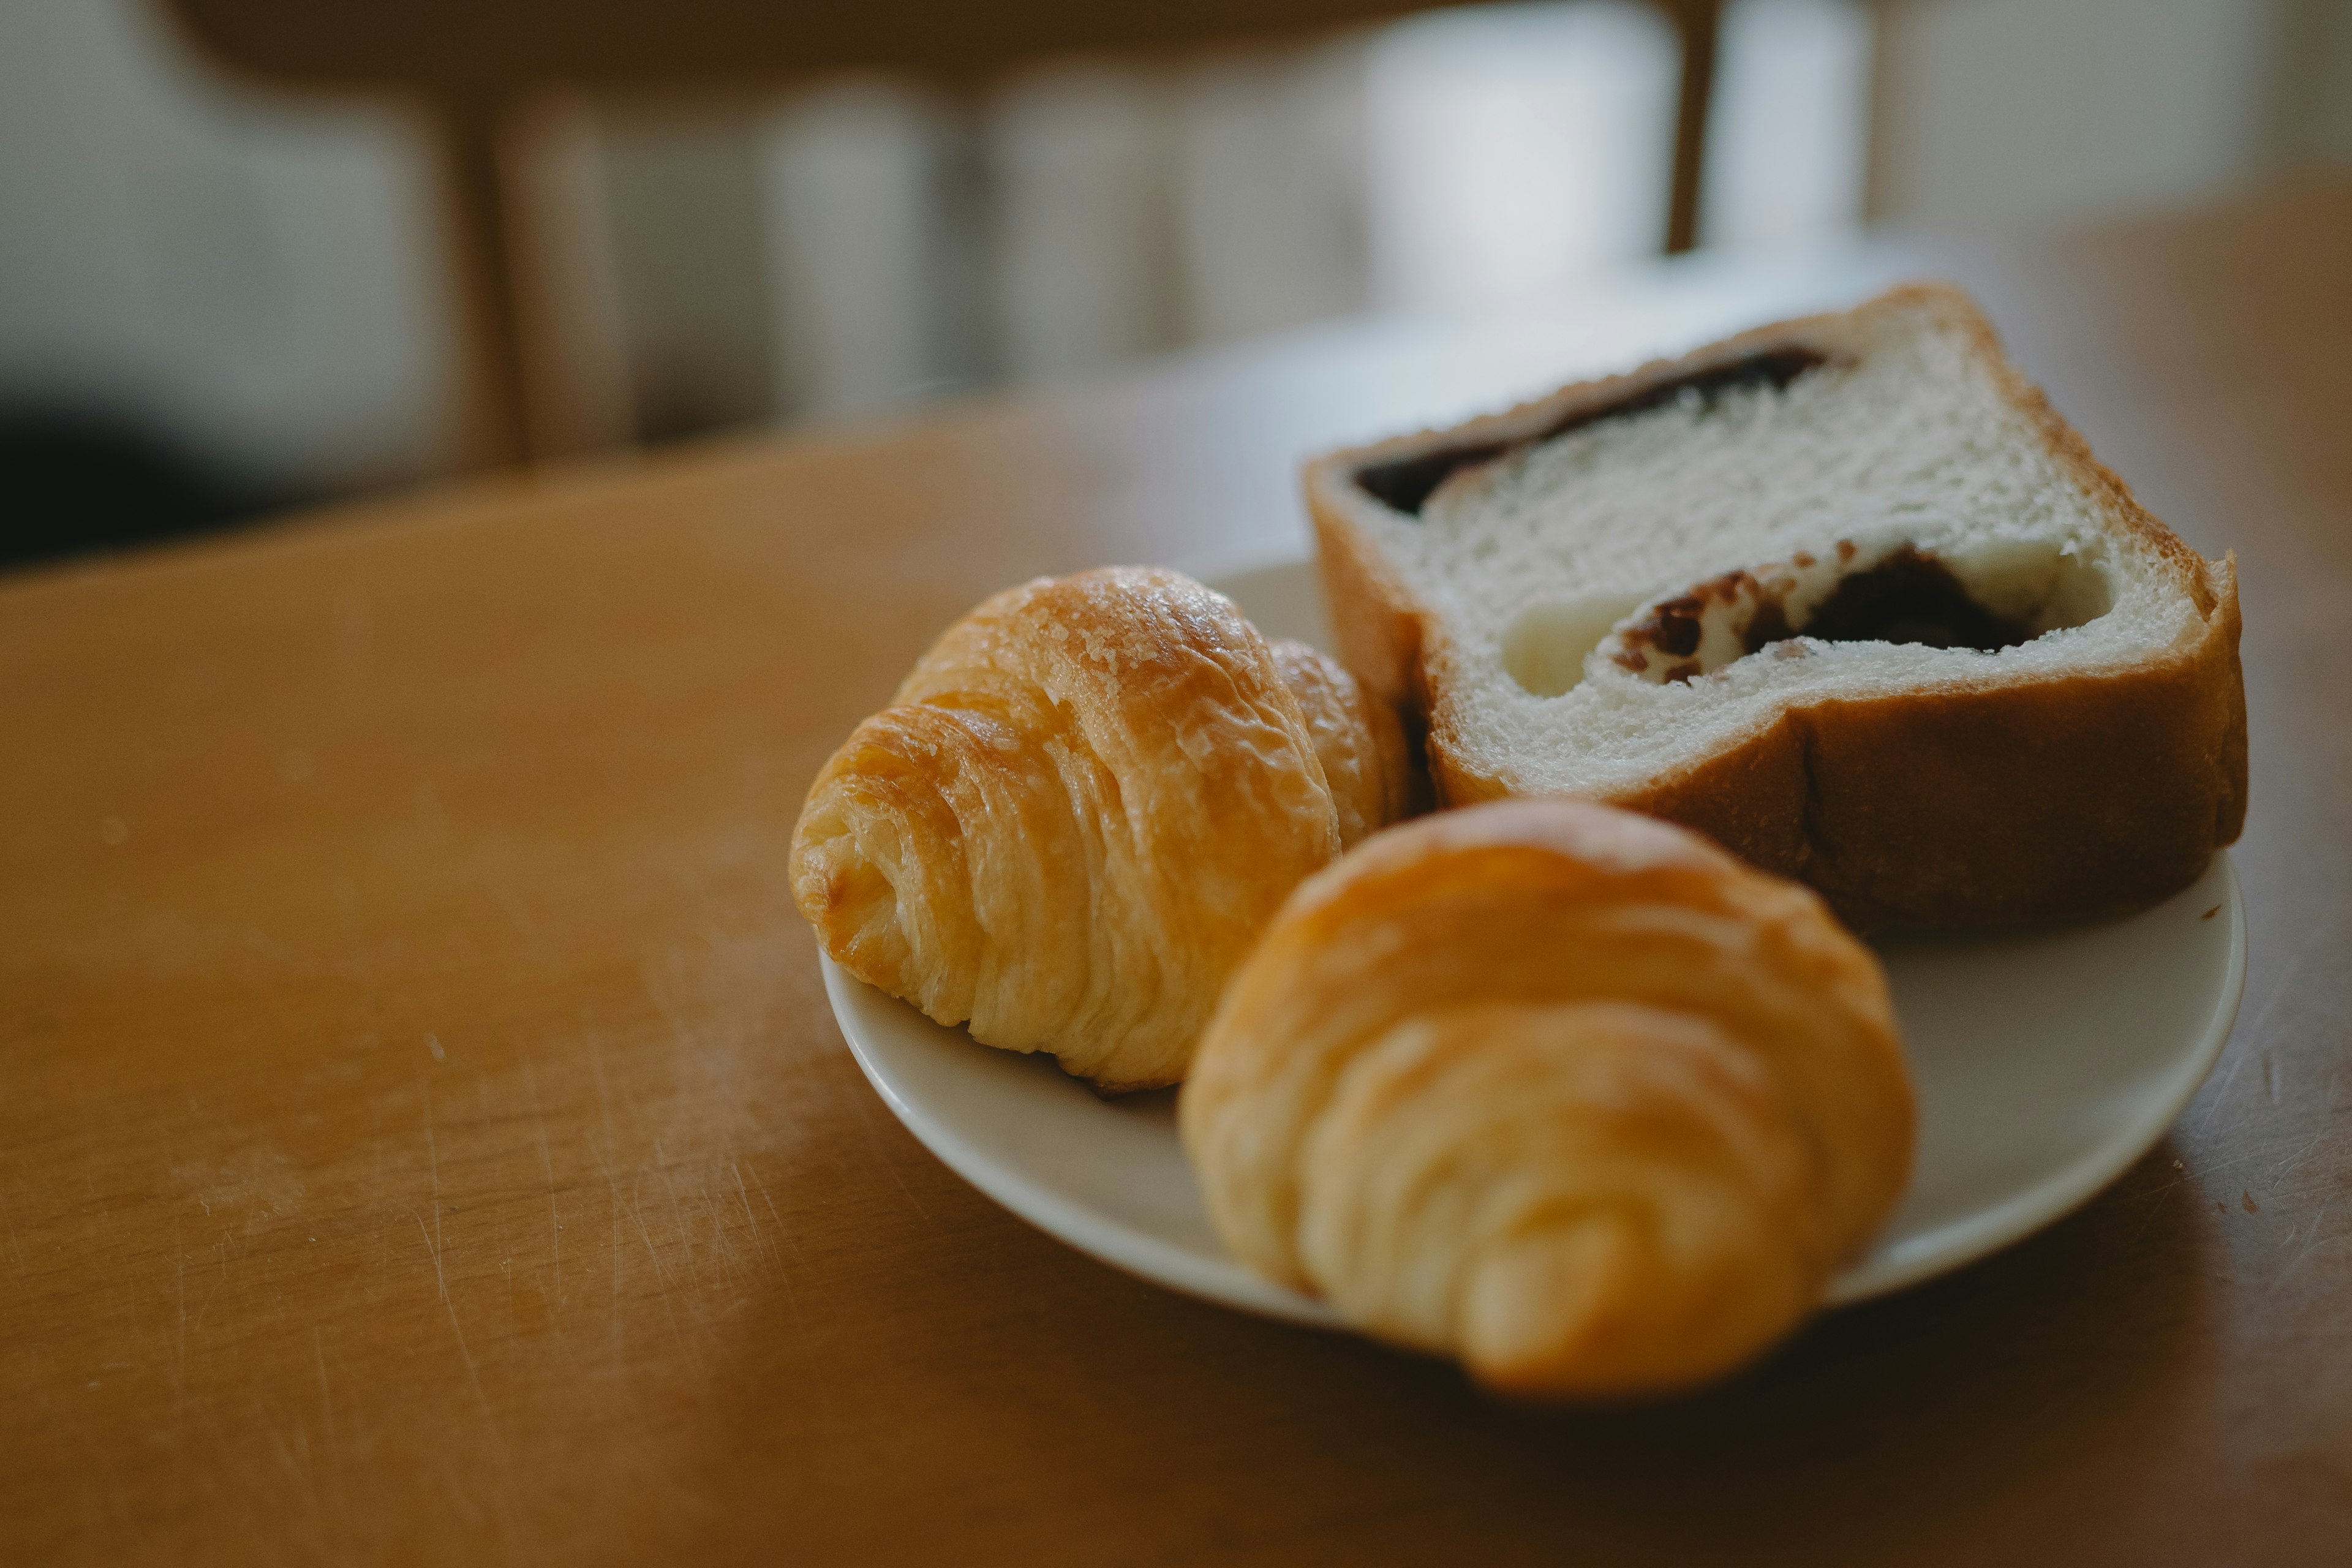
xmin=1175 ymin=43 xmax=1372 ymax=346
xmin=0 ymin=0 xmax=453 ymax=489
xmin=1874 ymin=0 xmax=2288 ymax=230
xmin=1702 ymin=0 xmax=1874 ymax=249
xmin=758 ymin=83 xmax=957 ymax=421
xmin=1363 ymin=1 xmax=1680 ymax=312
xmin=2 ymin=0 xmax=2343 ymax=499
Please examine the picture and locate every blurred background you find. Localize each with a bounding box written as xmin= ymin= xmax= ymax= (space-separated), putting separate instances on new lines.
xmin=4 ymin=0 xmax=2350 ymax=570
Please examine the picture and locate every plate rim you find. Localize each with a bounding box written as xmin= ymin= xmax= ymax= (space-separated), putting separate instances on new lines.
xmin=823 ymin=846 xmax=2242 ymax=1325
xmin=1820 ymin=848 xmax=2244 ymax=1303
xmin=824 ymin=957 xmax=1344 ymax=1327
xmin=818 ymin=551 xmax=2249 ymax=1327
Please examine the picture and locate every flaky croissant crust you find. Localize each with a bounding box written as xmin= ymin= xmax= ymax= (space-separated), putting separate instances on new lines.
xmin=793 ymin=565 xmax=1400 ymax=1090
xmin=1180 ymin=798 xmax=1915 ymax=1396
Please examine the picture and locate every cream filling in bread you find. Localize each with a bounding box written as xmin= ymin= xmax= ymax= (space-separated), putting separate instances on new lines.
xmin=1592 ymin=529 xmax=2113 ymax=686
xmin=1359 ymin=307 xmax=2207 ymax=796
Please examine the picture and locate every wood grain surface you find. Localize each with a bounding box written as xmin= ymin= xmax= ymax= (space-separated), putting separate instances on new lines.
xmin=4 ymin=183 xmax=2348 ymax=1566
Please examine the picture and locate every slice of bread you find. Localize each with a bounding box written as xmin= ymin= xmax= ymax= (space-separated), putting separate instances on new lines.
xmin=1306 ymin=284 xmax=2245 ymax=927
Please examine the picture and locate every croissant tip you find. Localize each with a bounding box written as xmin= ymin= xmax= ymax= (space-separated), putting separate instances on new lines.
xmin=1079 ymin=1072 xmax=1182 ymax=1100
xmin=1455 ymin=1221 xmax=1815 ymax=1400
xmin=1457 ymin=1221 xmax=1636 ymax=1394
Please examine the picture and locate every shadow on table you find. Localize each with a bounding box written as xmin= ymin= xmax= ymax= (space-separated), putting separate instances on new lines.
xmin=678 ymin=1118 xmax=2221 ymax=1566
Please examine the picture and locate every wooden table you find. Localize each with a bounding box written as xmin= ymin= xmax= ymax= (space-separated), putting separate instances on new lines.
xmin=6 ymin=182 xmax=2348 ymax=1566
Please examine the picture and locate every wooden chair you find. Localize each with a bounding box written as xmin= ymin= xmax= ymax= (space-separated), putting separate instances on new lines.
xmin=157 ymin=0 xmax=1728 ymax=469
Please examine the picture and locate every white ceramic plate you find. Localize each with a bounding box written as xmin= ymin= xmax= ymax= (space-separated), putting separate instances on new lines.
xmin=821 ymin=558 xmax=2247 ymax=1325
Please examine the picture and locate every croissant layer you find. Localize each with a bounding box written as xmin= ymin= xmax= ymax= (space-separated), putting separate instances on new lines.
xmin=794 ymin=566 xmax=1400 ymax=1090
xmin=1181 ymin=798 xmax=1914 ymax=1395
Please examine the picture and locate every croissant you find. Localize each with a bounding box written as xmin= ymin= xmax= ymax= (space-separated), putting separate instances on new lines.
xmin=1265 ymin=635 xmax=1411 ymax=851
xmin=792 ymin=565 xmax=1406 ymax=1091
xmin=1179 ymin=798 xmax=1915 ymax=1396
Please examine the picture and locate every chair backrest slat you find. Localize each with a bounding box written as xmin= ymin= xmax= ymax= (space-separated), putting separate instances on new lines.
xmin=157 ymin=0 xmax=1725 ymax=467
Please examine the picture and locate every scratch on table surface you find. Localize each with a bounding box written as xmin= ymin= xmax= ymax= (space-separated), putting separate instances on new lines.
xmin=314 ymin=1327 xmax=337 ymax=1458
xmin=590 ymin=1007 xmax=662 ymax=1161
xmin=523 ymin=1056 xmax=562 ymax=1309
xmin=729 ymin=1157 xmax=773 ymax=1270
xmin=735 ymin=1156 xmax=806 ymax=1335
xmin=595 ymin=1144 xmax=626 ymax=1355
xmin=424 ymin=1080 xmax=448 ymax=1305
xmin=587 ymin=1041 xmax=629 ymax=1356
xmin=2268 ymin=1129 xmax=2332 ymax=1189
xmin=627 ymin=1174 xmax=674 ymax=1292
xmin=191 ymin=1228 xmax=232 ymax=1338
xmin=263 ymin=1414 xmax=318 ymax=1507
xmin=414 ymin=1079 xmax=503 ymax=1433
xmin=315 ymin=1333 xmax=350 ymax=1532
xmin=402 ymin=1205 xmax=442 ymax=1300
xmin=655 ymin=1166 xmax=709 ymax=1293
xmin=438 ymin=1450 xmax=488 ymax=1529
xmin=2181 ymin=1138 xmax=2305 ymax=1186
xmin=2195 ymin=925 xmax=2324 ymax=1133
xmin=2272 ymin=1192 xmax=2347 ymax=1294
xmin=743 ymin=1155 xmax=802 ymax=1262
xmin=443 ymin=1297 xmax=491 ymax=1431
xmin=494 ymin=1200 xmax=514 ymax=1327
xmin=2193 ymin=1046 xmax=2261 ymax=1139
xmin=283 ymin=1421 xmax=311 ymax=1494
xmin=173 ymin=1216 xmax=187 ymax=1395
xmin=589 ymin=1030 xmax=622 ymax=1166
xmin=405 ymin=1200 xmax=496 ymax=1442
xmin=366 ymin=1101 xmax=390 ymax=1282
xmin=2120 ymin=1156 xmax=2195 ymax=1250
xmin=688 ymin=1165 xmax=745 ymax=1284
xmin=426 ymin=1282 xmax=532 ymax=1568
xmin=657 ymin=1257 xmax=712 ymax=1389
xmin=258 ymin=1417 xmax=331 ymax=1566
xmin=847 ymin=1084 xmax=932 ymax=1223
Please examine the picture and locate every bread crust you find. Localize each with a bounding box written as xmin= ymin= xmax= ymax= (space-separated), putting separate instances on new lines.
xmin=1304 ymin=284 xmax=2248 ymax=927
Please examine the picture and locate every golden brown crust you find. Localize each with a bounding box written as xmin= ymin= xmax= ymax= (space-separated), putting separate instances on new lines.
xmin=1303 ymin=283 xmax=2249 ymax=927
xmin=1179 ymin=799 xmax=1915 ymax=1397
xmin=1266 ymin=639 xmax=1411 ymax=847
xmin=1594 ymin=568 xmax=2244 ymax=925
xmin=792 ymin=566 xmax=1396 ymax=1090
